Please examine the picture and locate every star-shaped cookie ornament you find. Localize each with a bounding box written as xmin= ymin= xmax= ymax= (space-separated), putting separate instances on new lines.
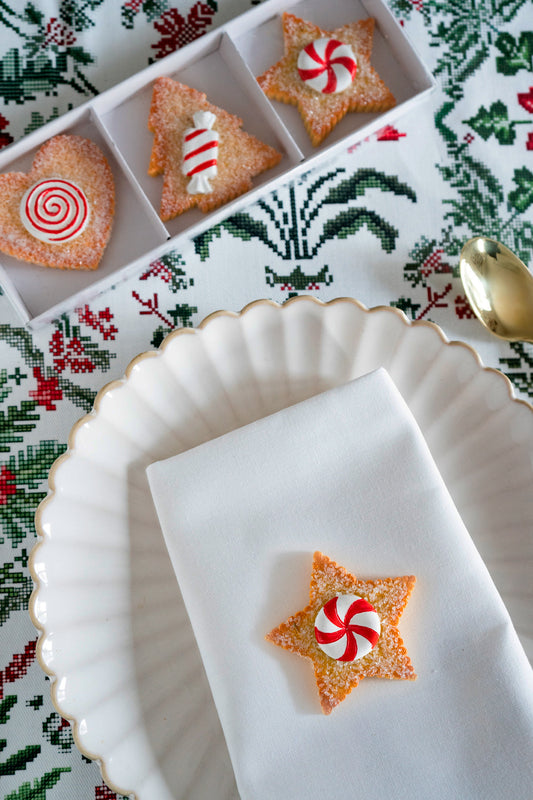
xmin=257 ymin=14 xmax=396 ymax=146
xmin=266 ymin=552 xmax=416 ymax=714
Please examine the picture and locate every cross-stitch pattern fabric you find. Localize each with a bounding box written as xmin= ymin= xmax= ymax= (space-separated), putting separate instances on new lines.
xmin=0 ymin=1 xmax=532 ymax=798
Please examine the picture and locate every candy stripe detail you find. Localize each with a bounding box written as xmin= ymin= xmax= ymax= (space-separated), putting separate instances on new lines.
xmin=20 ymin=179 xmax=89 ymax=244
xmin=183 ymin=140 xmax=218 ymax=161
xmin=315 ymin=595 xmax=380 ymax=662
xmin=182 ymin=110 xmax=219 ymax=194
xmin=297 ymin=38 xmax=357 ymax=95
xmin=184 ymin=128 xmax=206 ymax=142
xmin=187 ymin=159 xmax=218 ymax=176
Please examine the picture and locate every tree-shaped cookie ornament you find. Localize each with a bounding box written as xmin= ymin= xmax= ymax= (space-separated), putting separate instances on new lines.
xmin=148 ymin=76 xmax=282 ymax=220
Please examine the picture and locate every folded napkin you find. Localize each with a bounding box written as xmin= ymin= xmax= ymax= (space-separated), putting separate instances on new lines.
xmin=147 ymin=368 xmax=533 ymax=800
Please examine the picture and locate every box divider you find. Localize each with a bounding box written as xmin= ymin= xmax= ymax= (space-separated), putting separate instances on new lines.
xmin=219 ymin=32 xmax=304 ymax=165
xmin=89 ymin=107 xmax=170 ymax=242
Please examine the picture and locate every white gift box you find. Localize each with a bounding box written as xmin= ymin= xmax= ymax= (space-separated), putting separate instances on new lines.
xmin=0 ymin=0 xmax=434 ymax=326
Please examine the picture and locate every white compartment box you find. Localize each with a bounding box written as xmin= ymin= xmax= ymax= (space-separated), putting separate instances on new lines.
xmin=0 ymin=0 xmax=434 ymax=327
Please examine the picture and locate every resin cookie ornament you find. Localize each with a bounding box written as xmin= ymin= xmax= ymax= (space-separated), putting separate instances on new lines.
xmin=266 ymin=552 xmax=416 ymax=714
xmin=257 ymin=13 xmax=396 ymax=146
xmin=147 ymin=77 xmax=282 ymax=220
xmin=0 ymin=135 xmax=114 ymax=270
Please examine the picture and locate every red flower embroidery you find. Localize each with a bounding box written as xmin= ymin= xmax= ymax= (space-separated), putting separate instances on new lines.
xmin=518 ymin=87 xmax=533 ymax=114
xmin=455 ymin=294 xmax=476 ymax=320
xmin=29 ymin=367 xmax=63 ymax=411
xmin=49 ymin=330 xmax=96 ymax=374
xmin=123 ymin=0 xmax=143 ymax=10
xmin=151 ymin=2 xmax=217 ymax=60
xmin=0 ymin=466 xmax=16 ymax=505
xmin=527 ymin=132 xmax=533 ymax=151
xmin=95 ymin=782 xmax=122 ymax=799
xmin=76 ymin=304 xmax=118 ymax=341
xmin=0 ymin=641 xmax=36 ymax=700
xmin=44 ymin=17 xmax=76 ymax=48
xmin=420 ymin=249 xmax=444 ymax=278
xmin=140 ymin=259 xmax=173 ymax=284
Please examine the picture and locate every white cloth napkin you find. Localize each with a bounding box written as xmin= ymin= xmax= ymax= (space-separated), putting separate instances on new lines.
xmin=146 ymin=368 xmax=533 ymax=800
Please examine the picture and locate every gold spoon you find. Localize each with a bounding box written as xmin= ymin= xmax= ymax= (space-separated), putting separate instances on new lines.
xmin=460 ymin=236 xmax=533 ymax=343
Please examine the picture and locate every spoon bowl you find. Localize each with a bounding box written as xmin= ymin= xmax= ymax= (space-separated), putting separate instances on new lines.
xmin=460 ymin=236 xmax=533 ymax=343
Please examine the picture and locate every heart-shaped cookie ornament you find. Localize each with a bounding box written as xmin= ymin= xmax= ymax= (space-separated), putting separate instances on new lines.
xmin=0 ymin=134 xmax=115 ymax=270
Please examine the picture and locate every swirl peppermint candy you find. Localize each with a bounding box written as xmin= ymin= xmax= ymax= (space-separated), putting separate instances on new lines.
xmin=20 ymin=179 xmax=90 ymax=244
xmin=297 ymin=38 xmax=357 ymax=95
xmin=315 ymin=594 xmax=380 ymax=662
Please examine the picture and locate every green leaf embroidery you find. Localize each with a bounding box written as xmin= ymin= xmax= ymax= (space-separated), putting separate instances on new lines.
xmin=509 ymin=167 xmax=533 ymax=212
xmin=317 ymin=209 xmax=398 ymax=254
xmin=465 ymin=100 xmax=531 ymax=144
xmin=223 ymin=214 xmax=273 ymax=247
xmin=0 ymin=326 xmax=44 ymax=372
xmin=167 ymin=303 xmax=198 ymax=328
xmin=495 ymin=31 xmax=533 ymax=75
xmin=150 ymin=326 xmax=173 ymax=349
xmin=59 ymin=0 xmax=105 ymax=32
xmin=22 ymin=3 xmax=43 ymax=26
xmin=512 ymin=220 xmax=533 ymax=263
xmin=24 ymin=107 xmax=63 ymax=136
xmin=0 ymin=369 xmax=12 ymax=404
xmin=500 ymin=342 xmax=533 ymax=397
xmin=322 ymin=168 xmax=417 ymax=205
xmin=68 ymin=45 xmax=95 ymax=65
xmin=0 ymin=744 xmax=40 ymax=776
xmin=465 ymin=101 xmax=516 ymax=144
xmin=0 ymin=697 xmax=17 ymax=725
xmin=0 ymin=558 xmax=33 ymax=626
xmin=4 ymin=767 xmax=71 ymax=800
xmin=196 ymin=170 xmax=415 ymax=261
xmin=143 ymin=0 xmax=171 ymax=22
xmin=193 ymin=226 xmax=222 ymax=260
xmin=0 ymin=402 xmax=40 ymax=453
xmin=0 ymin=441 xmax=67 ymax=547
xmin=390 ymin=297 xmax=422 ymax=320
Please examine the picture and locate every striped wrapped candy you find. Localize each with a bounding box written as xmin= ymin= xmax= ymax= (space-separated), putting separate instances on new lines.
xmin=182 ymin=110 xmax=219 ymax=194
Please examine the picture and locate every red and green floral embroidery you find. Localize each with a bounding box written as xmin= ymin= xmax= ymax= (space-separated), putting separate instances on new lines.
xmin=1 ymin=2 xmax=533 ymax=799
xmin=0 ymin=2 xmax=101 ymax=105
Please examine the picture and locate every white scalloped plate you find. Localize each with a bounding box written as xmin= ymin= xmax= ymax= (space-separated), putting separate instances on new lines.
xmin=30 ymin=297 xmax=533 ymax=799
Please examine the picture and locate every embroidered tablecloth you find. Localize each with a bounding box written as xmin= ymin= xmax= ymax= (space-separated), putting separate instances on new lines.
xmin=0 ymin=2 xmax=532 ymax=799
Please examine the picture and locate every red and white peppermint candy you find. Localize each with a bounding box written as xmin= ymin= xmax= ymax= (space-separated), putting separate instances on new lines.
xmin=182 ymin=110 xmax=219 ymax=195
xmin=20 ymin=179 xmax=90 ymax=244
xmin=315 ymin=594 xmax=380 ymax=662
xmin=297 ymin=38 xmax=357 ymax=95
